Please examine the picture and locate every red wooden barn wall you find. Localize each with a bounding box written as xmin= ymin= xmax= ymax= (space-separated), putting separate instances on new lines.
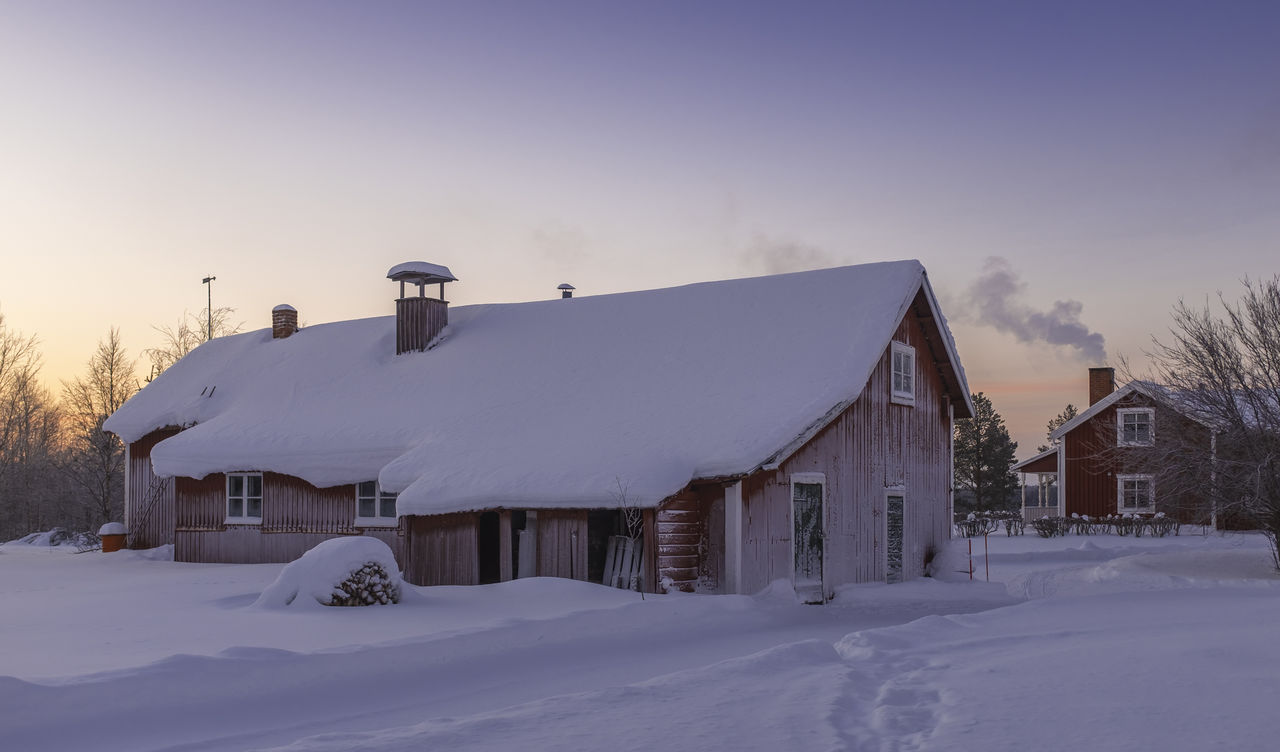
xmin=402 ymin=513 xmax=479 ymax=586
xmin=657 ymin=289 xmax=956 ymax=596
xmin=173 ymin=471 xmax=404 ymax=564
xmin=126 ymin=428 xmax=180 ymax=549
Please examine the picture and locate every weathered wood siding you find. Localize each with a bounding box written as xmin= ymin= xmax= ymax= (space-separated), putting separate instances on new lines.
xmin=656 ymin=485 xmax=723 ymax=592
xmin=395 ymin=296 xmax=448 ymax=354
xmin=126 ymin=428 xmax=179 ymax=549
xmin=737 ymin=291 xmax=954 ymax=597
xmin=173 ymin=471 xmax=405 ymax=564
xmin=1063 ymin=392 xmax=1211 ymax=523
xmin=536 ymin=510 xmax=589 ymax=580
xmin=402 ymin=513 xmax=479 ymax=586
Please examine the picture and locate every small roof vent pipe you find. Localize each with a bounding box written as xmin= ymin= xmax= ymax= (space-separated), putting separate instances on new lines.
xmin=557 ymin=283 xmax=575 ymax=299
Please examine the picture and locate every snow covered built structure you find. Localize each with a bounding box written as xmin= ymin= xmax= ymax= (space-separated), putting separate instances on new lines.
xmin=104 ymin=260 xmax=972 ymax=599
xmin=1014 ymin=369 xmax=1221 ymax=527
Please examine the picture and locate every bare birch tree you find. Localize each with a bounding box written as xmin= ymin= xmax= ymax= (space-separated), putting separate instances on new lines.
xmin=59 ymin=328 xmax=138 ymax=527
xmin=1142 ymin=278 xmax=1280 ymax=568
xmin=143 ymin=307 xmax=242 ymax=380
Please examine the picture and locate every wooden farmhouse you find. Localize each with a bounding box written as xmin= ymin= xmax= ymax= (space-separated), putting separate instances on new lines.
xmin=104 ymin=260 xmax=973 ymax=600
xmin=1014 ymin=368 xmax=1216 ymax=526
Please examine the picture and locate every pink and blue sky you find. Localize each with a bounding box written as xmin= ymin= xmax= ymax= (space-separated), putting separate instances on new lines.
xmin=2 ymin=0 xmax=1278 ymax=456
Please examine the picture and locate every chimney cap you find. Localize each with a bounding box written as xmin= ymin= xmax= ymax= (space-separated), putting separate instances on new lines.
xmin=272 ymin=303 xmax=296 ymax=313
xmin=557 ymin=283 xmax=575 ymax=291
xmin=387 ymin=261 xmax=457 ymax=285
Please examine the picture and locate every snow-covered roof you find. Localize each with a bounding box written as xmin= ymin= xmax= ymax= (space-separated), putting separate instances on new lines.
xmin=1011 ymin=446 xmax=1059 ymax=473
xmin=386 ymin=261 xmax=456 ymax=283
xmin=1049 ymin=380 xmax=1214 ymax=441
xmin=105 ymin=261 xmax=968 ymax=515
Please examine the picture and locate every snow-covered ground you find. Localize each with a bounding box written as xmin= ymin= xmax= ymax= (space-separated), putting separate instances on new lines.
xmin=2 ymin=530 xmax=1278 ymax=751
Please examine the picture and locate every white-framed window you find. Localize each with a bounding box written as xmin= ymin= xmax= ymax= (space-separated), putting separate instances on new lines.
xmin=226 ymin=472 xmax=263 ymax=524
xmin=1117 ymin=408 xmax=1155 ymax=446
xmin=1117 ymin=474 xmax=1154 ymax=513
xmin=890 ymin=341 xmax=915 ymax=405
xmin=355 ymin=480 xmax=398 ymax=526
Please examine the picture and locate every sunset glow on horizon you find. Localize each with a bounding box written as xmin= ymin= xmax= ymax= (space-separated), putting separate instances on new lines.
xmin=2 ymin=0 xmax=1278 ymax=456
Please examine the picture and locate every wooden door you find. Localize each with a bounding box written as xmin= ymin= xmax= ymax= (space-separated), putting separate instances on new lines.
xmin=792 ymin=481 xmax=824 ymax=603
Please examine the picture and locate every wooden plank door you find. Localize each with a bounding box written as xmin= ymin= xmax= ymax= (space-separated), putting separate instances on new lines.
xmin=792 ymin=482 xmax=824 ymax=603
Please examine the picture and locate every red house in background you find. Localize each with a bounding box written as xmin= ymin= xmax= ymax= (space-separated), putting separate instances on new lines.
xmin=1016 ymin=367 xmax=1215 ymax=525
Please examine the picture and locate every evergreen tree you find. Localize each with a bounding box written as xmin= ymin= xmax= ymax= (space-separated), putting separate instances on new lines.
xmin=954 ymin=392 xmax=1020 ymax=513
xmin=1037 ymin=404 xmax=1079 ymax=453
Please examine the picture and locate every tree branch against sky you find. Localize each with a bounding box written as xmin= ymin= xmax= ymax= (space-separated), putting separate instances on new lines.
xmin=1144 ymin=278 xmax=1280 ymax=569
xmin=58 ymin=328 xmax=138 ymax=528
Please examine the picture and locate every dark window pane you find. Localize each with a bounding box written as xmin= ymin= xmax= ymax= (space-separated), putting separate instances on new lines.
xmin=229 ymin=475 xmax=243 ymax=497
xmin=247 ymin=497 xmax=261 ymax=518
xmin=380 ymin=497 xmax=397 ymax=518
xmin=359 ymin=498 xmax=376 ymax=518
xmin=229 ymin=498 xmax=243 ymax=517
xmin=247 ymin=474 xmax=262 ymax=498
xmin=358 ymin=481 xmax=377 ymax=499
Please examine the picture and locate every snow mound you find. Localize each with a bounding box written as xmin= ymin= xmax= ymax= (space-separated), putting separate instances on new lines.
xmin=5 ymin=528 xmax=99 ymax=548
xmin=254 ymin=537 xmax=402 ymax=609
xmin=98 ymin=522 xmax=126 ymax=536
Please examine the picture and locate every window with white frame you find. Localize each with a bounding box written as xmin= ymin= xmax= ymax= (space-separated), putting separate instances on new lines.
xmin=1117 ymin=475 xmax=1154 ymax=513
xmin=891 ymin=341 xmax=915 ymax=405
xmin=226 ymin=473 xmax=263 ymax=523
xmin=1117 ymin=408 xmax=1154 ymax=446
xmin=356 ymin=481 xmax=398 ymax=524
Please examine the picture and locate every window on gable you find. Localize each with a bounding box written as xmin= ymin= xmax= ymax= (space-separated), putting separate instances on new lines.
xmin=1117 ymin=475 xmax=1154 ymax=513
xmin=1117 ymin=408 xmax=1154 ymax=446
xmin=891 ymin=341 xmax=915 ymax=405
xmin=226 ymin=473 xmax=263 ymax=523
xmin=356 ymin=481 xmax=398 ymax=525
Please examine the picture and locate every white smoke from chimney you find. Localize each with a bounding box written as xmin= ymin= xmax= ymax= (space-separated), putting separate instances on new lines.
xmin=964 ymin=256 xmax=1107 ymax=362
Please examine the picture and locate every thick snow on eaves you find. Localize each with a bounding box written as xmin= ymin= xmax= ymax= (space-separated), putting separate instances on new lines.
xmin=106 ymin=261 xmax=928 ymax=512
xmin=383 ymin=261 xmax=926 ymax=514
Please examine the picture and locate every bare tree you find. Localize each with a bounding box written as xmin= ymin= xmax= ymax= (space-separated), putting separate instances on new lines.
xmin=611 ymin=478 xmax=646 ymax=597
xmin=1142 ymin=278 xmax=1280 ymax=569
xmin=59 ymin=328 xmax=138 ymax=527
xmin=0 ymin=314 xmax=65 ymax=539
xmin=143 ymin=307 xmax=242 ymax=381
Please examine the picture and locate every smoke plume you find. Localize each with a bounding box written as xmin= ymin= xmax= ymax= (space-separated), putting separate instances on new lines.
xmin=966 ymin=256 xmax=1107 ymax=362
xmin=740 ymin=235 xmax=838 ymax=275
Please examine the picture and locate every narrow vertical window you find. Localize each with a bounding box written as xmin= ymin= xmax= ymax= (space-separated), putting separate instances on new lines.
xmin=891 ymin=341 xmax=915 ymax=405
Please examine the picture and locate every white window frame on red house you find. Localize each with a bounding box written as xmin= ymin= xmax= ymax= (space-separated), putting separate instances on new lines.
xmin=226 ymin=472 xmax=263 ymax=524
xmin=890 ymin=341 xmax=916 ymax=406
xmin=1117 ymin=407 xmax=1155 ymax=446
xmin=1116 ymin=474 xmax=1154 ymax=514
xmin=355 ymin=480 xmax=399 ymax=526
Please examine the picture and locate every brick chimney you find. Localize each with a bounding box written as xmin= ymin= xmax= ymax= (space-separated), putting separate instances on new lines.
xmin=387 ymin=262 xmax=457 ymax=354
xmin=1088 ymin=367 xmax=1115 ymax=406
xmin=272 ymin=304 xmax=298 ymax=339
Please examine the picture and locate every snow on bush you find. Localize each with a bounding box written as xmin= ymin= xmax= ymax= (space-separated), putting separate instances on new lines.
xmin=7 ymin=528 xmax=100 ymax=548
xmin=254 ymin=536 xmax=402 ymax=609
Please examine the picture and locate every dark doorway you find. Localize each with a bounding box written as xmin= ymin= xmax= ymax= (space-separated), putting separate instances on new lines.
xmin=587 ymin=510 xmax=623 ymax=584
xmin=477 ymin=511 xmax=500 ymax=584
